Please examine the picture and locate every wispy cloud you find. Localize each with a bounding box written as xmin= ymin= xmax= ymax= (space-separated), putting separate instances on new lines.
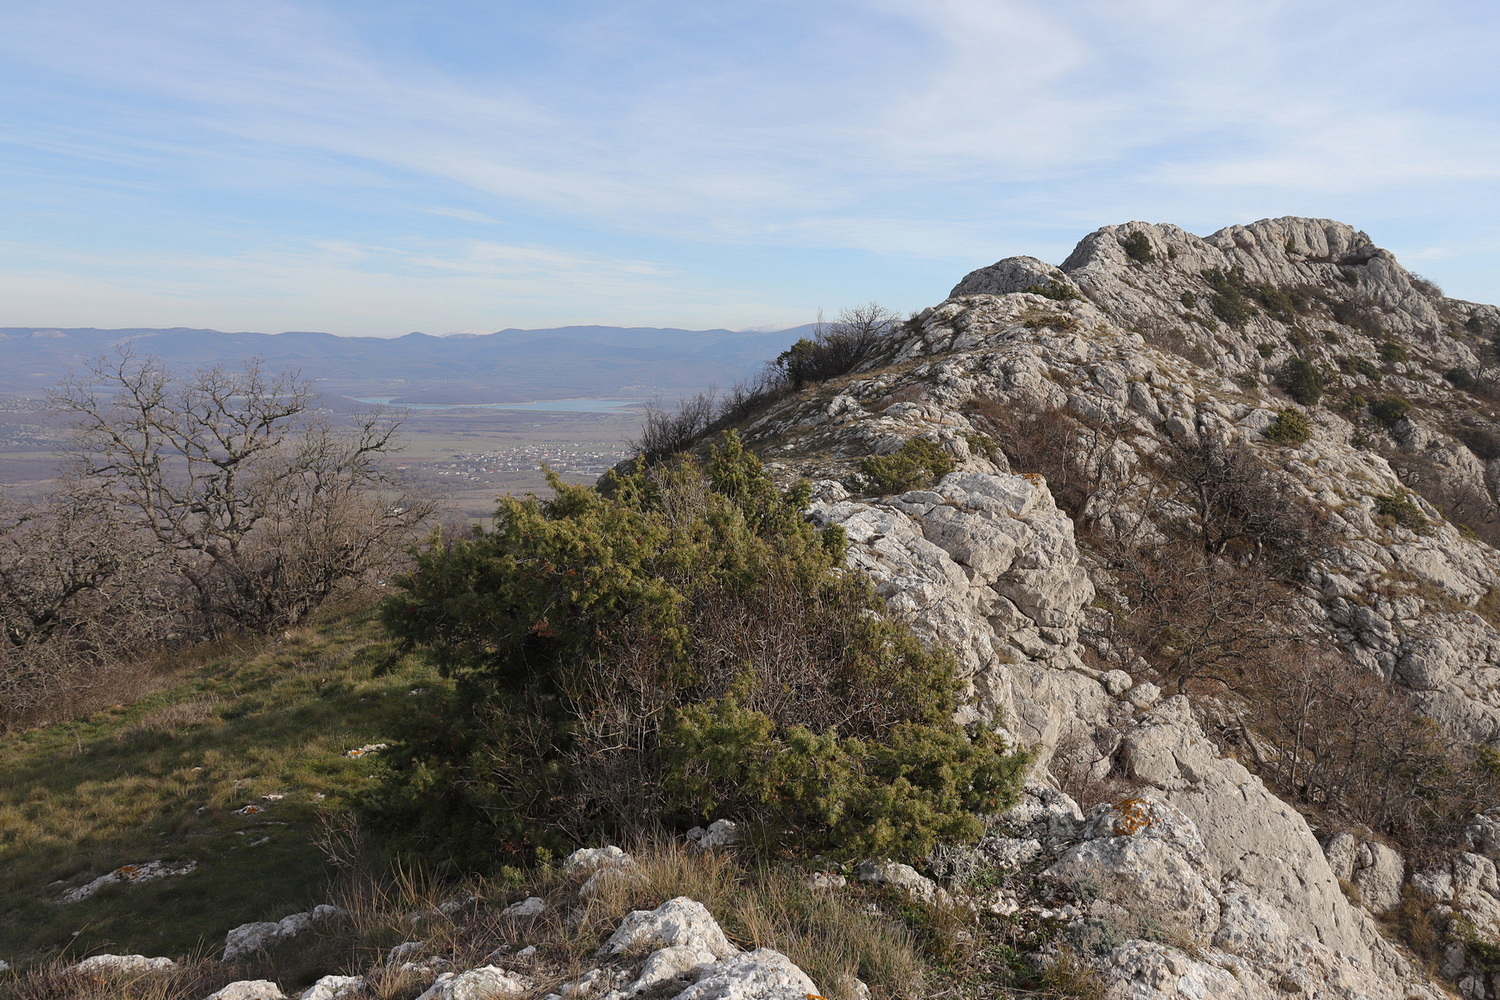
xmin=1 ymin=0 xmax=1499 ymax=329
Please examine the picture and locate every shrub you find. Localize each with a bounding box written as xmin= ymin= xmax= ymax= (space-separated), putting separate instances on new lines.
xmin=1022 ymin=281 xmax=1082 ymax=302
xmin=52 ymin=352 xmax=429 ymax=634
xmin=1120 ymin=231 xmax=1155 ymax=264
xmin=1446 ymin=367 xmax=1477 ymax=390
xmin=1201 ymin=268 xmax=1256 ymax=328
xmin=1378 ymin=340 xmax=1409 ymax=364
xmin=632 ymin=392 xmax=718 ymax=462
xmin=1256 ymin=343 xmax=1276 ymax=359
xmin=1241 ymin=647 xmax=1500 ymax=854
xmin=1374 ymin=491 xmax=1428 ymax=532
xmin=860 ymin=438 xmax=957 ymax=495
xmin=1180 ymin=291 xmax=1196 ymax=309
xmin=1264 ymin=408 xmax=1312 ymax=446
xmin=368 ymin=432 xmax=1024 ymax=865
xmin=1021 ymin=310 xmax=1080 ymax=332
xmin=1409 ymin=274 xmax=1443 ymax=297
xmin=1275 ymin=358 xmax=1325 ymax=405
xmin=1370 ymin=396 xmax=1412 ymax=429
xmin=1331 ymin=296 xmax=1382 ymax=335
xmin=773 ymin=303 xmax=899 ymax=390
xmin=964 ymin=431 xmax=998 ymax=457
xmin=1339 ymin=355 xmax=1382 ymax=381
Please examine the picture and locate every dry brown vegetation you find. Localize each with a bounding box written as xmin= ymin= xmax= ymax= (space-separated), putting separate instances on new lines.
xmin=0 ymin=353 xmax=432 ymax=731
xmin=974 ymin=398 xmax=1500 ymax=861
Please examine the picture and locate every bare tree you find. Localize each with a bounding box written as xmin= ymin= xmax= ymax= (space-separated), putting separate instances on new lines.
xmin=52 ymin=349 xmax=432 ymax=631
xmin=0 ymin=482 xmax=172 ymax=723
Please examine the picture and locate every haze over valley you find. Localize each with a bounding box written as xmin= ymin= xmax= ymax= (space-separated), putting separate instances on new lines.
xmin=0 ymin=323 xmax=813 ymax=515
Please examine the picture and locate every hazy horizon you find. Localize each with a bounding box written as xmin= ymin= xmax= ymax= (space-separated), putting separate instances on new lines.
xmin=3 ymin=2 xmax=1499 ymax=336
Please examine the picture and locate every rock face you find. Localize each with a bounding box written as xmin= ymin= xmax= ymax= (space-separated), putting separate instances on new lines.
xmin=736 ymin=216 xmax=1500 ymax=999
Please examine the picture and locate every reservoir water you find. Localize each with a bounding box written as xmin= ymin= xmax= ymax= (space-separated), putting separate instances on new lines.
xmin=350 ymin=397 xmax=645 ymax=413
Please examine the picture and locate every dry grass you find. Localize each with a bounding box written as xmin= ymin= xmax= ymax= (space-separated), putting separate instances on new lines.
xmin=316 ymin=839 xmax=926 ymax=1000
xmin=0 ymin=599 xmax=444 ymax=971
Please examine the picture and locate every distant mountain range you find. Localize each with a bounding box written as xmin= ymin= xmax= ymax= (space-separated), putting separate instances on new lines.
xmin=0 ymin=324 xmax=817 ymax=404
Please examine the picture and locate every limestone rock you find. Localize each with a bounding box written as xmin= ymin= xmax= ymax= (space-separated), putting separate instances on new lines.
xmin=299 ymin=975 xmax=363 ymax=1000
xmin=414 ymin=966 xmax=529 ymax=1000
xmin=601 ymin=897 xmax=737 ymax=962
xmin=502 ymin=896 xmax=548 ymax=918
xmin=626 ymin=946 xmax=724 ymax=995
xmin=667 ymin=949 xmax=819 ymax=1000
xmin=69 ymin=954 xmax=176 ymax=976
xmin=206 ymin=982 xmax=286 ymax=1000
xmin=685 ymin=819 xmax=741 ymax=851
xmin=566 ymin=846 xmax=634 ymax=875
xmin=222 ymin=905 xmax=345 ymax=962
xmin=1325 ymin=834 xmax=1404 ymax=915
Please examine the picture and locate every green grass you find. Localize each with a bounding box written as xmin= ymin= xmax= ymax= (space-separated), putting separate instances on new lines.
xmin=0 ymin=600 xmax=441 ymax=968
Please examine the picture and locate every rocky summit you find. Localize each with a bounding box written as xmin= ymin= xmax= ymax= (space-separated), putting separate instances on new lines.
xmin=723 ymin=216 xmax=1500 ymax=999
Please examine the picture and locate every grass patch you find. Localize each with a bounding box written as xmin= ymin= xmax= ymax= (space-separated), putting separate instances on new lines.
xmin=0 ymin=599 xmax=441 ymax=968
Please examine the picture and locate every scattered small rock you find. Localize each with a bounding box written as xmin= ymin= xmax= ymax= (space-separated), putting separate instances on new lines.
xmin=60 ymin=860 xmax=198 ymax=903
xmin=685 ymin=819 xmax=740 ymax=852
xmin=502 ymin=896 xmax=548 ymax=918
xmin=69 ymin=954 xmax=176 ymax=976
xmin=223 ymin=904 xmax=345 ymax=962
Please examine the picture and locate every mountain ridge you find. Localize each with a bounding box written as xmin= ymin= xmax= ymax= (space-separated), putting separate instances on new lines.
xmin=0 ymin=323 xmax=819 ymax=403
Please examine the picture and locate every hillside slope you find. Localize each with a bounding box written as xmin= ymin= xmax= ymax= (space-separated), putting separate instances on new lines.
xmin=725 ymin=217 xmax=1500 ymax=999
xmin=12 ymin=219 xmax=1500 ymax=1000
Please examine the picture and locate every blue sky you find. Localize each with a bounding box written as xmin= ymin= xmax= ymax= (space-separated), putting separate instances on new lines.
xmin=3 ymin=0 xmax=1499 ymax=337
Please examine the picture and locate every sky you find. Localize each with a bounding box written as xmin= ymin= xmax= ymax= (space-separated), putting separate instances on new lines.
xmin=2 ymin=0 xmax=1499 ymax=337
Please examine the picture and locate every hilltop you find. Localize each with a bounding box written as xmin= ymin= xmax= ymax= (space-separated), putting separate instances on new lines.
xmin=9 ymin=217 xmax=1500 ymax=1000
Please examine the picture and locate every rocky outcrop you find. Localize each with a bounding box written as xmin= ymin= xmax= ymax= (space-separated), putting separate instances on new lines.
xmin=738 ymin=216 xmax=1500 ymax=997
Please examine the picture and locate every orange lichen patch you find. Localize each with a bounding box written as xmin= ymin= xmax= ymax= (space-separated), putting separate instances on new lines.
xmin=1022 ymin=472 xmax=1046 ymax=486
xmin=113 ymin=864 xmax=142 ymax=880
xmin=1110 ymin=797 xmax=1156 ymax=836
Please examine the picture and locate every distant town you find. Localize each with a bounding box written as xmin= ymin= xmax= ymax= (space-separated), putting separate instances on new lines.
xmin=426 ymin=443 xmax=631 ymax=485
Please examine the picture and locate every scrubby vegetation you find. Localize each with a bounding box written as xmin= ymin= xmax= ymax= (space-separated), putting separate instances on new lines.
xmin=1022 ymin=281 xmax=1082 ymax=302
xmin=631 ymin=304 xmax=904 ymax=462
xmin=1370 ymin=395 xmax=1413 ymax=429
xmin=1263 ymin=408 xmax=1312 ymax=446
xmin=1119 ymin=231 xmax=1155 ymax=264
xmin=368 ymin=432 xmax=1025 ymax=866
xmin=1275 ymin=358 xmax=1325 ymax=405
xmin=859 ymin=438 xmax=957 ymax=495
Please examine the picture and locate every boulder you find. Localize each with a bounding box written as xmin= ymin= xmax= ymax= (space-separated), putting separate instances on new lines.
xmin=668 ymin=949 xmax=819 ymax=1000
xmin=602 ymin=897 xmax=737 ymax=962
